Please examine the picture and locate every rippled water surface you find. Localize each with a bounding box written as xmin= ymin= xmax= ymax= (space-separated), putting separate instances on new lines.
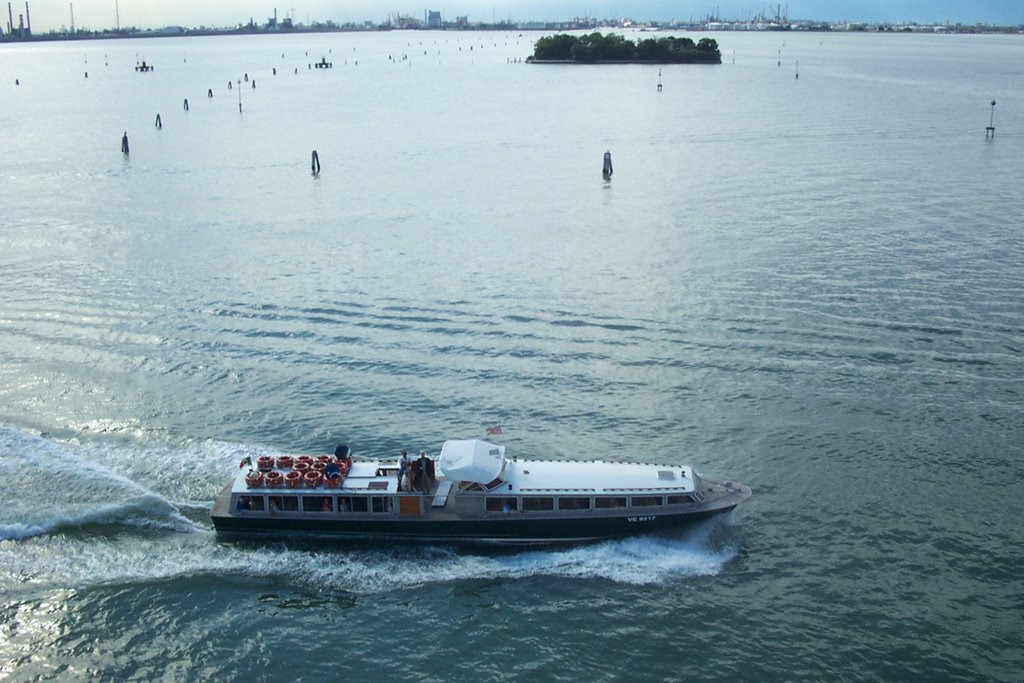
xmin=1 ymin=30 xmax=1023 ymax=681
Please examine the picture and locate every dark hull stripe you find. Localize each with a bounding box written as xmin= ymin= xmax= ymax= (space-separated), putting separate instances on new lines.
xmin=210 ymin=506 xmax=735 ymax=543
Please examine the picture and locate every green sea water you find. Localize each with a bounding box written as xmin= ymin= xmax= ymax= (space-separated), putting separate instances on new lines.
xmin=1 ymin=30 xmax=1022 ymax=681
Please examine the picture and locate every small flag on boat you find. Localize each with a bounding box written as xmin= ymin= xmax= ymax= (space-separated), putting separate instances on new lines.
xmin=486 ymin=425 xmax=503 ymax=435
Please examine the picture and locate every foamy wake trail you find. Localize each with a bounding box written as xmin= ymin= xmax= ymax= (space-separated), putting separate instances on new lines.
xmin=1 ymin=522 xmax=740 ymax=591
xmin=1 ymin=426 xmax=742 ymax=590
xmin=0 ymin=500 xmax=186 ymax=541
xmin=223 ymin=521 xmax=739 ymax=592
xmin=0 ymin=425 xmax=205 ymax=540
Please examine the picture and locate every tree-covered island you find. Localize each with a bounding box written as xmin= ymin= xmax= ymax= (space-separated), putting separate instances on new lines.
xmin=528 ymin=33 xmax=721 ymax=64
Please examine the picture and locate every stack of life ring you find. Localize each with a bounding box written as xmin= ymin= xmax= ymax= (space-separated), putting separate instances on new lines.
xmin=304 ymin=470 xmax=323 ymax=488
xmin=276 ymin=455 xmax=294 ymax=469
xmin=284 ymin=470 xmax=303 ymax=488
xmin=245 ymin=471 xmax=264 ymax=488
xmin=257 ymin=455 xmax=275 ymax=472
xmin=265 ymin=470 xmax=283 ymax=488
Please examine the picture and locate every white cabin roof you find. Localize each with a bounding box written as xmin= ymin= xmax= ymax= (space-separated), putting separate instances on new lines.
xmin=500 ymin=459 xmax=695 ymax=495
xmin=438 ymin=439 xmax=505 ymax=484
xmin=230 ymin=443 xmax=697 ymax=496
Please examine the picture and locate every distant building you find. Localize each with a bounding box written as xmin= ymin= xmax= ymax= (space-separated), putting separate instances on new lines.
xmin=426 ymin=10 xmax=442 ymax=28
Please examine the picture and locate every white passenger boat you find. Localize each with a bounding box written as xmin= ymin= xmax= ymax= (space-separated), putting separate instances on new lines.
xmin=210 ymin=439 xmax=751 ymax=544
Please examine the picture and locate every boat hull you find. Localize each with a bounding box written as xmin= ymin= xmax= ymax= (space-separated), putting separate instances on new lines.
xmin=210 ymin=486 xmax=749 ymax=545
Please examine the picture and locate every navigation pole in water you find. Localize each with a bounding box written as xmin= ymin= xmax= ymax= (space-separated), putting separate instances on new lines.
xmin=602 ymin=151 xmax=613 ymax=180
xmin=986 ymin=100 xmax=996 ymax=139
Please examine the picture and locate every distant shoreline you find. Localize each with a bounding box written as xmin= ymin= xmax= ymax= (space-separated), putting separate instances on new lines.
xmin=2 ymin=23 xmax=1022 ymax=45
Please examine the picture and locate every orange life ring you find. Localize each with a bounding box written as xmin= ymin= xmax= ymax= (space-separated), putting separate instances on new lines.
xmin=284 ymin=470 xmax=303 ymax=488
xmin=316 ymin=455 xmax=332 ymax=464
xmin=311 ymin=461 xmax=327 ymax=472
xmin=293 ymin=461 xmax=310 ymax=473
xmin=324 ymin=475 xmax=341 ymax=489
xmin=257 ymin=456 xmax=275 ymax=472
xmin=296 ymin=455 xmax=314 ymax=465
xmin=245 ymin=471 xmax=263 ymax=488
xmin=276 ymin=455 xmax=294 ymax=469
xmin=265 ymin=471 xmax=283 ymax=488
xmin=304 ymin=470 xmax=323 ymax=488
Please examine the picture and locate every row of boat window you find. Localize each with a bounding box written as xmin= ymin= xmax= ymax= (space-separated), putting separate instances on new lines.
xmin=486 ymin=494 xmax=698 ymax=512
xmin=237 ymin=495 xmax=390 ymax=513
xmin=234 ymin=493 xmax=699 ymax=513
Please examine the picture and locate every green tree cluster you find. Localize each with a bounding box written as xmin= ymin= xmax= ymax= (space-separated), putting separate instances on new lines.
xmin=530 ymin=33 xmax=721 ymax=63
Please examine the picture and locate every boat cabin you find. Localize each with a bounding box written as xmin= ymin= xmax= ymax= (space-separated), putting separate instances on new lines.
xmin=226 ymin=439 xmax=708 ymax=522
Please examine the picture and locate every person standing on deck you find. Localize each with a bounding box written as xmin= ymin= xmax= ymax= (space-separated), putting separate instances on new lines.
xmin=398 ymin=450 xmax=412 ymax=490
xmin=417 ymin=450 xmax=431 ymax=494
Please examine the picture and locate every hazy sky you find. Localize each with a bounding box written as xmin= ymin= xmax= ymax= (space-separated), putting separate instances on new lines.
xmin=12 ymin=1 xmax=1024 ymax=32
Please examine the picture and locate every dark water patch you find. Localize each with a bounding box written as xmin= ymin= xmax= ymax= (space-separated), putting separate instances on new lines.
xmin=865 ymin=350 xmax=913 ymax=365
xmin=479 ymin=328 xmax=544 ymax=341
xmin=209 ymin=303 xmax=382 ymax=329
xmin=257 ymin=589 xmax=358 ymax=613
xmin=618 ymin=357 xmax=688 ymax=368
xmin=932 ymin=355 xmax=995 ymax=367
xmin=852 ymin=319 xmax=964 ymax=338
xmin=549 ymin=318 xmax=594 ymax=328
xmin=325 ymin=334 xmax=366 ymax=346
xmin=379 ymin=308 xmax=455 ymax=325
xmin=425 ymin=325 xmax=475 ymax=336
xmin=547 ymin=317 xmax=648 ymax=334
xmin=505 ymin=347 xmax=545 ymax=359
xmin=351 ymin=320 xmax=412 ymax=332
xmin=226 ymin=328 xmax=319 ymax=342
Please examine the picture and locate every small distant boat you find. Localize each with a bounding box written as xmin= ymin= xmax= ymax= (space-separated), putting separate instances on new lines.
xmin=314 ymin=57 xmax=333 ymax=69
xmin=210 ymin=439 xmax=751 ymax=545
xmin=135 ymin=61 xmax=154 ymax=72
